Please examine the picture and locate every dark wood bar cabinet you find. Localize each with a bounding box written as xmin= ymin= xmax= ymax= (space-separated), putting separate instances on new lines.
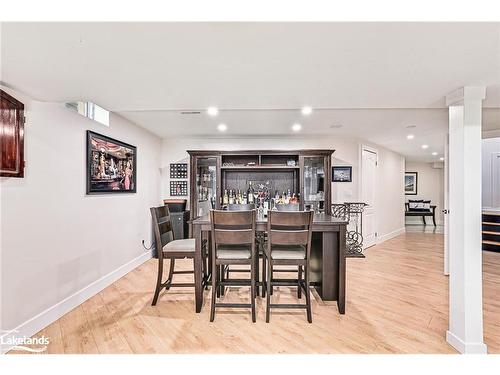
xmin=188 ymin=149 xmax=334 ymax=224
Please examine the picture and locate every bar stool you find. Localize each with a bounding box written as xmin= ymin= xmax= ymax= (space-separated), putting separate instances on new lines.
xmin=209 ymin=209 xmax=257 ymax=322
xmin=222 ymin=204 xmax=263 ymax=297
xmin=150 ymin=205 xmax=205 ymax=306
xmin=264 ymin=210 xmax=314 ymax=323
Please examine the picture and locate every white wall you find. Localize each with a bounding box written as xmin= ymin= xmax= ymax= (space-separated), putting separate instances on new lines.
xmin=0 ymin=87 xmax=162 ymax=338
xmin=404 ymin=161 xmax=445 ymax=225
xmin=482 ymin=137 xmax=500 ymax=209
xmin=160 ymin=136 xmax=405 ymax=242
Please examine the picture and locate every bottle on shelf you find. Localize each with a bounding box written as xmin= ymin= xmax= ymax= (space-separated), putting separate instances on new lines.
xmin=228 ymin=189 xmax=235 ymax=205
xmin=247 ymin=182 xmax=254 ymax=204
xmin=223 ymin=189 xmax=228 ymax=206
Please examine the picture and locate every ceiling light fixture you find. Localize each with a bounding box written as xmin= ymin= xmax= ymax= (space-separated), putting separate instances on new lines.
xmin=421 ymin=144 xmax=429 ymax=149
xmin=432 ymin=152 xmax=438 ymax=156
xmin=301 ymin=106 xmax=313 ymax=116
xmin=207 ymin=106 xmax=219 ymax=116
xmin=406 ymin=134 xmax=414 ymax=140
xmin=292 ymin=123 xmax=302 ymax=132
xmin=217 ymin=123 xmax=227 ymax=132
xmin=440 ymin=157 xmax=444 ymax=161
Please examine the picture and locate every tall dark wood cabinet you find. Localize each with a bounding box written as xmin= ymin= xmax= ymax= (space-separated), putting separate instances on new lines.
xmin=0 ymin=89 xmax=25 ymax=178
xmin=188 ymin=150 xmax=333 ymax=224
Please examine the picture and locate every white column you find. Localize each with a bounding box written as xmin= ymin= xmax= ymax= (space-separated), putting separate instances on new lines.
xmin=446 ymin=87 xmax=487 ymax=354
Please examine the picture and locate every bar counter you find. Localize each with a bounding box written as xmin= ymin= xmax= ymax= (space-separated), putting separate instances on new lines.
xmin=190 ymin=213 xmax=348 ymax=314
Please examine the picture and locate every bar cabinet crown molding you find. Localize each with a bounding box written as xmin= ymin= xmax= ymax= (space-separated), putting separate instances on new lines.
xmin=188 ymin=149 xmax=334 ymax=222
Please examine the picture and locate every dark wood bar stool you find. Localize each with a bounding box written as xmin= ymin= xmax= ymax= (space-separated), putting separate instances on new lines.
xmin=264 ymin=210 xmax=314 ymax=323
xmin=210 ymin=209 xmax=257 ymax=322
xmin=150 ymin=205 xmax=205 ymax=306
xmin=222 ymin=204 xmax=263 ymax=297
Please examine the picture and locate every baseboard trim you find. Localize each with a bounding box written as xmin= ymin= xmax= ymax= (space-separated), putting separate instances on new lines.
xmin=1 ymin=250 xmax=153 ymax=354
xmin=376 ymin=227 xmax=406 ymax=245
xmin=446 ymin=330 xmax=488 ymax=354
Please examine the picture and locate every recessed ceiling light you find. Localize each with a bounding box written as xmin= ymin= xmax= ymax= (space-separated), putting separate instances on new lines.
xmin=421 ymin=144 xmax=429 ymax=149
xmin=406 ymin=134 xmax=414 ymax=140
xmin=207 ymin=106 xmax=218 ymax=116
xmin=292 ymin=123 xmax=302 ymax=132
xmin=301 ymin=106 xmax=313 ymax=116
xmin=217 ymin=123 xmax=227 ymax=132
xmin=432 ymin=152 xmax=438 ymax=156
xmin=440 ymin=157 xmax=444 ymax=161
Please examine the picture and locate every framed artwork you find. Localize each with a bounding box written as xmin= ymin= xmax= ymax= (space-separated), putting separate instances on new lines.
xmin=332 ymin=166 xmax=352 ymax=182
xmin=405 ymin=172 xmax=418 ymax=195
xmin=170 ymin=163 xmax=188 ymax=178
xmin=86 ymin=130 xmax=137 ymax=194
xmin=170 ymin=181 xmax=188 ymax=196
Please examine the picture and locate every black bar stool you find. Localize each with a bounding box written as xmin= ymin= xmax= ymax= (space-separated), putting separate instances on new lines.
xmin=264 ymin=210 xmax=314 ymax=323
xmin=209 ymin=209 xmax=257 ymax=322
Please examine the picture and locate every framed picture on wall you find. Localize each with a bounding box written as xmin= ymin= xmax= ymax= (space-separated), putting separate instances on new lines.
xmin=332 ymin=166 xmax=352 ymax=182
xmin=405 ymin=172 xmax=418 ymax=195
xmin=86 ymin=130 xmax=137 ymax=194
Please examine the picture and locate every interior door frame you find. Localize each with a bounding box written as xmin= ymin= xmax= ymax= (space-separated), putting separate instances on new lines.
xmin=359 ymin=144 xmax=379 ymax=248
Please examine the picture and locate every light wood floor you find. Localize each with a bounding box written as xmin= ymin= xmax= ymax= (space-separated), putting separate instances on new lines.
xmin=12 ymin=232 xmax=500 ymax=354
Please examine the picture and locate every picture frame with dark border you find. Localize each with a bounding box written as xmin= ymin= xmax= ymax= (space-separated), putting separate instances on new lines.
xmin=405 ymin=171 xmax=418 ymax=195
xmin=86 ymin=130 xmax=137 ymax=194
xmin=332 ymin=166 xmax=352 ymax=182
xmin=170 ymin=180 xmax=188 ymax=196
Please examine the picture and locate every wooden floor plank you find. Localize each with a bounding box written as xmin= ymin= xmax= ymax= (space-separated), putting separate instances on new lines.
xmin=10 ymin=232 xmax=500 ymax=354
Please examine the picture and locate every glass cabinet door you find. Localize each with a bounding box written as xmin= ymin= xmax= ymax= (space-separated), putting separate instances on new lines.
xmin=303 ymin=156 xmax=326 ymax=213
xmin=195 ymin=157 xmax=217 ymax=217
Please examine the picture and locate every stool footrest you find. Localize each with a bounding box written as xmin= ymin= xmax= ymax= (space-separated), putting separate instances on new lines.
xmin=172 ymin=270 xmax=194 ymax=274
xmin=215 ymin=303 xmax=252 ymax=308
xmin=163 ymin=282 xmax=194 ymax=288
xmin=269 ymin=304 xmax=307 ymax=309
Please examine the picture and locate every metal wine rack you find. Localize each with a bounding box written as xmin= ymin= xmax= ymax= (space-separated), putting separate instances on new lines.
xmin=332 ymin=202 xmax=367 ymax=258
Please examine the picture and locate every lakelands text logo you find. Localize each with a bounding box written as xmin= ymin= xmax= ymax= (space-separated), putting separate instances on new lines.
xmin=1 ymin=330 xmax=49 ymax=353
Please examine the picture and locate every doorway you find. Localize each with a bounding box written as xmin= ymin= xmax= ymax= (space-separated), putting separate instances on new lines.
xmin=361 ymin=147 xmax=378 ymax=249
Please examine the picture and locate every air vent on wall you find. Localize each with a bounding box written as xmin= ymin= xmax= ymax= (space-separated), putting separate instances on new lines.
xmin=180 ymin=111 xmax=202 ymax=115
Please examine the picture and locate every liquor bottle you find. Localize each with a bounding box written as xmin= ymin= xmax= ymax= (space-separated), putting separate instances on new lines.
xmin=243 ymin=191 xmax=248 ymax=204
xmin=238 ymin=189 xmax=242 ymax=204
xmin=229 ymin=189 xmax=235 ymax=205
xmin=223 ymin=189 xmax=229 ymax=205
xmin=247 ymin=182 xmax=254 ymax=204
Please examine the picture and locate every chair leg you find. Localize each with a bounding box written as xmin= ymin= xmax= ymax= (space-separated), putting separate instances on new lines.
xmin=251 ymin=257 xmax=256 ymax=323
xmin=432 ymin=214 xmax=437 ymax=227
xmin=216 ymin=265 xmax=221 ymax=298
xmin=255 ymin=254 xmax=260 ymax=297
xmin=210 ymin=262 xmax=217 ymax=322
xmin=220 ymin=265 xmax=225 ymax=296
xmin=270 ymin=265 xmax=274 ymax=295
xmin=165 ymin=259 xmax=175 ymax=290
xmin=297 ymin=265 xmax=302 ymax=299
xmin=151 ymin=258 xmax=164 ymax=306
xmin=261 ymin=256 xmax=266 ymax=298
xmin=422 ymin=216 xmax=426 ymax=225
xmin=266 ymin=257 xmax=272 ymax=323
xmin=304 ymin=265 xmax=312 ymax=323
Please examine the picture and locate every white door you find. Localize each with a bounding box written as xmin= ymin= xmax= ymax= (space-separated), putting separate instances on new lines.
xmin=492 ymin=153 xmax=500 ymax=208
xmin=361 ymin=148 xmax=377 ymax=249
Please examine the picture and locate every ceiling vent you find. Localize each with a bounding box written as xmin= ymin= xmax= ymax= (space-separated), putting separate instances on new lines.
xmin=180 ymin=111 xmax=201 ymax=115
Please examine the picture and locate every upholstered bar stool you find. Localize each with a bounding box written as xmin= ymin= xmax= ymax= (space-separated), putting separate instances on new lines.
xmin=264 ymin=210 xmax=314 ymax=323
xmin=209 ymin=209 xmax=257 ymax=322
xmin=222 ymin=204 xmax=263 ymax=297
xmin=150 ymin=205 xmax=205 ymax=306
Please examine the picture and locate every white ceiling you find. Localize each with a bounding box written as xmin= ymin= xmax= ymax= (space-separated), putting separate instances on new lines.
xmin=1 ymin=22 xmax=500 ymax=161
